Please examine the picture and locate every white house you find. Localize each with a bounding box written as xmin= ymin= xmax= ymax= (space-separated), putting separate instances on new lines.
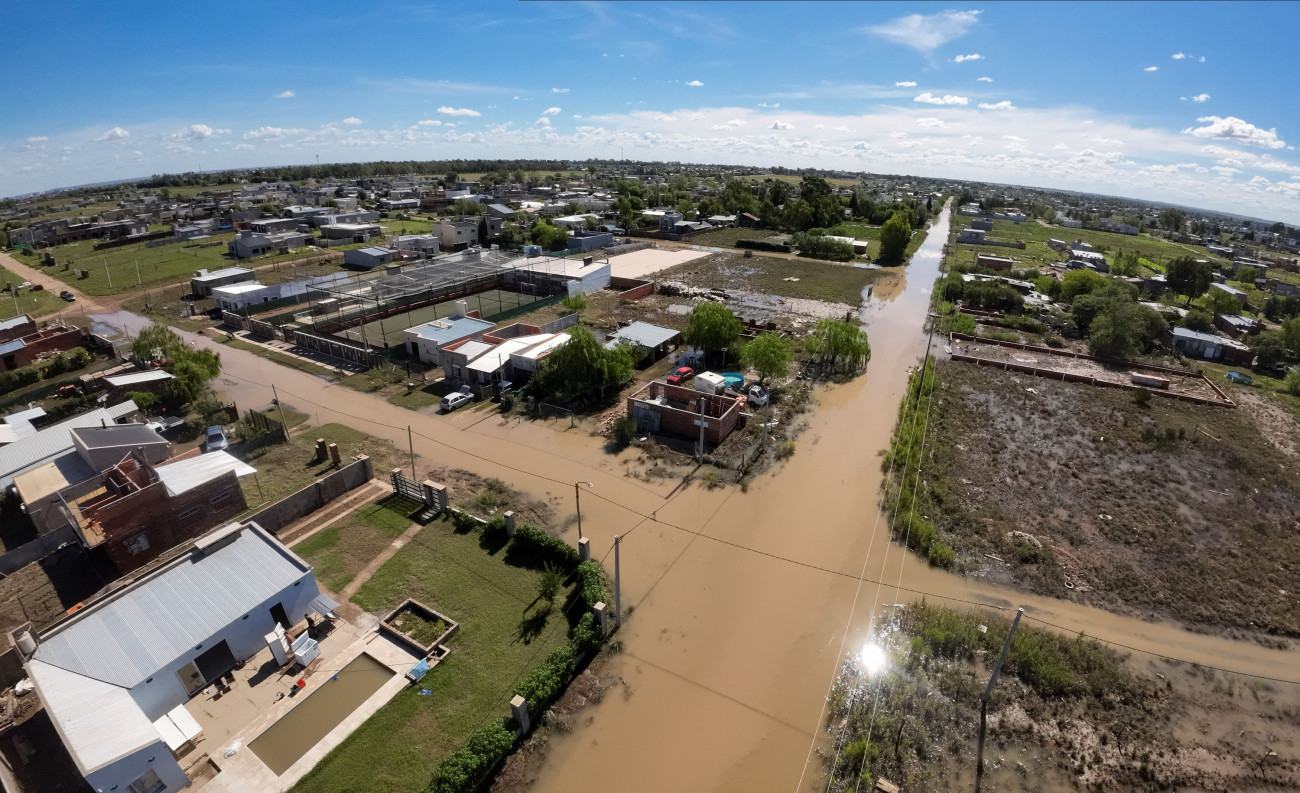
xmin=15 ymin=522 xmax=332 ymax=793
xmin=434 ymin=219 xmax=480 ymax=249
xmin=957 ymin=228 xmax=986 ymax=243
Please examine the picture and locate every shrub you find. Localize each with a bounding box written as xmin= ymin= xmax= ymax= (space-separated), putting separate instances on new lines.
xmin=0 ymin=366 xmax=40 ymax=394
xmin=610 ymin=416 xmax=637 ymax=447
xmin=949 ymin=313 xmax=976 ymax=334
xmin=575 ymin=560 xmax=607 ymax=611
xmin=560 ymin=293 xmax=588 ymax=312
xmin=449 ymin=510 xmax=483 ymax=532
xmin=928 ymin=541 xmax=955 ymax=568
xmin=127 ymin=391 xmax=158 ymax=412
xmin=538 ymin=563 xmax=564 ymax=603
xmin=792 ymin=232 xmax=855 ymax=261
xmin=514 ymin=644 xmax=577 ymax=714
xmin=775 ymin=440 xmax=795 ymax=459
xmin=426 ymin=723 xmax=515 ymax=793
xmin=1286 ymin=370 xmax=1300 ymax=396
xmin=735 ymin=239 xmax=791 ymax=253
xmin=499 ymin=395 xmax=514 ymax=412
xmin=569 ymin=612 xmax=602 ymax=657
xmin=511 ymin=525 xmax=580 ymax=570
xmin=1132 ymin=387 xmax=1151 ymax=406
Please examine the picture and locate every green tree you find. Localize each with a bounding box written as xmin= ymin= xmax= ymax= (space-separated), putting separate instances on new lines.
xmin=1200 ymin=287 xmax=1243 ymax=316
xmin=878 ymin=211 xmax=912 ymax=262
xmin=682 ymin=302 xmax=743 ymax=360
xmin=530 ymin=325 xmax=634 ymax=400
xmin=132 ymin=323 xmax=221 ymax=407
xmin=1251 ymin=331 xmax=1290 ymax=368
xmin=741 ymin=332 xmax=793 ymax=383
xmin=1158 ymin=207 xmax=1187 ymax=233
xmin=1166 ymin=256 xmax=1213 ymax=305
xmin=452 ymin=198 xmax=484 ymax=216
xmin=538 ymin=564 xmax=564 ymax=603
xmin=1109 ymin=249 xmax=1141 ymax=277
xmin=529 ymin=219 xmax=569 ymax=250
xmin=806 ymin=319 xmax=871 ymax=375
xmin=1087 ymin=302 xmax=1167 ymax=359
xmin=1059 ymin=269 xmax=1108 ymax=302
xmin=1180 ymin=310 xmax=1214 ymax=333
xmin=1281 ymin=317 xmax=1300 ymax=359
xmin=1033 ymin=275 xmax=1062 ymax=300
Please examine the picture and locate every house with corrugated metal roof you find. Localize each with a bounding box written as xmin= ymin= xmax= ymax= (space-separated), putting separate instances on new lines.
xmin=12 ymin=521 xmax=330 ymax=793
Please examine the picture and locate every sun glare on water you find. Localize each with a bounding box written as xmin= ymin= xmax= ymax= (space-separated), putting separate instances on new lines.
xmin=860 ymin=642 xmax=887 ymax=675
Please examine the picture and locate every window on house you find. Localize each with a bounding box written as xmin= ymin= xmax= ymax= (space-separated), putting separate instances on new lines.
xmin=175 ymin=506 xmax=202 ymax=521
xmin=128 ymin=768 xmax=165 ymax=793
xmin=209 ymin=490 xmax=231 ymax=506
xmin=124 ymin=534 xmax=150 ymax=555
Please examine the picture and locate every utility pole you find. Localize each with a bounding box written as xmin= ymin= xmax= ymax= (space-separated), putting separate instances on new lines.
xmin=976 ymin=608 xmax=1023 ymax=793
xmin=573 ymin=482 xmax=592 ymax=540
xmin=271 ymin=383 xmax=289 ymax=437
xmin=613 ymin=534 xmax=622 ymax=626
xmin=407 ymin=426 xmax=416 ymax=480
xmin=102 ymin=258 xmax=112 ymax=289
xmin=134 ymin=258 xmax=142 ymax=286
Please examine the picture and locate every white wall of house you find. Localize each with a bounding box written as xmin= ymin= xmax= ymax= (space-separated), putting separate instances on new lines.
xmin=127 ymin=572 xmax=319 ymax=721
xmin=87 ymin=741 xmax=189 ymax=793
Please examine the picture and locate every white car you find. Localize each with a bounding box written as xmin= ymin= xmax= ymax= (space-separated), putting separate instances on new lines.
xmin=747 ymin=385 xmax=770 ymax=406
xmin=440 ymin=392 xmax=473 ymax=412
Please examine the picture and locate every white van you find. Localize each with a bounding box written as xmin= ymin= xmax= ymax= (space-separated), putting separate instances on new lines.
xmin=440 ymin=392 xmax=473 ymax=412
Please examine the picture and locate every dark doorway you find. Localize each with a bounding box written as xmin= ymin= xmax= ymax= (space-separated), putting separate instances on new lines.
xmin=194 ymin=640 xmax=236 ymax=683
xmin=269 ymin=602 xmax=290 ymax=630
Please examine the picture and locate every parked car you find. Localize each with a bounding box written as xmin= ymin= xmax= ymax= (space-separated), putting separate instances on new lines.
xmin=204 ymin=425 xmax=229 ymax=453
xmin=59 ymin=290 xmax=75 ymax=302
xmin=747 ymin=384 xmax=770 ymax=406
xmin=441 ymin=391 xmax=473 ymax=412
xmin=16 ymin=281 xmax=31 ymax=291
xmin=666 ymin=366 xmax=695 ymax=385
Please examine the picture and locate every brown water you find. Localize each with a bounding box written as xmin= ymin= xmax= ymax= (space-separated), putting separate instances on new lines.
xmin=249 ymin=653 xmax=394 ymax=776
xmin=127 ymin=201 xmax=1300 ymax=792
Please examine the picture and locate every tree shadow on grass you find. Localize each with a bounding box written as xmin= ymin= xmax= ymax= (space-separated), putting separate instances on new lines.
xmin=517 ymin=604 xmax=552 ymax=645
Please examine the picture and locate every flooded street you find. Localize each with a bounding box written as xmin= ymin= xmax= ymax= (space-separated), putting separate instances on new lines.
xmin=107 ymin=202 xmax=1298 ymax=793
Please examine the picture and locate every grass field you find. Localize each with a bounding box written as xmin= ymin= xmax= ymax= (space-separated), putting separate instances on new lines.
xmin=0 ymin=264 xmax=68 ymax=319
xmin=980 ymin=219 xmax=1231 ymax=273
xmin=688 ymin=227 xmax=788 ymax=249
xmin=294 ymin=494 xmax=422 ymax=592
xmin=23 ymin=234 xmax=360 ymax=296
xmin=288 ymin=511 xmax=575 ymax=793
xmin=661 ymin=251 xmax=882 ymax=305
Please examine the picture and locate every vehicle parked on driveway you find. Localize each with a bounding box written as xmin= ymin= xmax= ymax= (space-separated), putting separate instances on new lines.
xmin=667 ymin=366 xmax=695 ymax=385
xmin=59 ymin=290 xmax=76 ymax=302
xmin=746 ymin=384 xmax=770 ymax=406
xmin=16 ymin=281 xmax=31 ymax=291
xmin=204 ymin=425 xmax=229 ymax=452
xmin=441 ymin=391 xmax=473 ymax=412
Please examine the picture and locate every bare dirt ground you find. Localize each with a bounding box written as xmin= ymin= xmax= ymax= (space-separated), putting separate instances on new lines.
xmin=921 ymin=359 xmax=1300 ymax=641
xmin=423 ymin=465 xmax=557 ymax=528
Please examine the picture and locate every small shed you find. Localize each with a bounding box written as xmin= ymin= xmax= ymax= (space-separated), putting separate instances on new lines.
xmin=604 ymin=321 xmax=681 ymax=363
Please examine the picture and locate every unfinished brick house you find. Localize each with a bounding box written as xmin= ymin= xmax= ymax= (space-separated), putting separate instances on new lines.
xmin=626 ymin=381 xmax=743 ymax=445
xmin=59 ymin=448 xmax=252 ymax=574
xmin=0 ymin=324 xmax=85 ymax=372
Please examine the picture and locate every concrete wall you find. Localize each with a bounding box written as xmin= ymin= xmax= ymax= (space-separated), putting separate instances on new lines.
xmin=126 ymin=570 xmax=320 ymax=721
xmin=610 ymin=275 xmax=655 ymax=302
xmin=244 ymin=455 xmax=373 ymax=535
xmin=0 ymin=524 xmax=79 ymax=576
xmin=87 ymin=741 xmax=189 ymax=793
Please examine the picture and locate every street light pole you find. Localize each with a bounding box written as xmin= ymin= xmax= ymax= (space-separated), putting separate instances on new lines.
xmin=976 ymin=607 xmax=1023 ymax=793
xmin=574 ymin=481 xmax=593 ymax=540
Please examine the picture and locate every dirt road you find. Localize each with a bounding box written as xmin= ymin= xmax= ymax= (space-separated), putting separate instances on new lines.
xmin=93 ymin=203 xmax=1298 ymax=792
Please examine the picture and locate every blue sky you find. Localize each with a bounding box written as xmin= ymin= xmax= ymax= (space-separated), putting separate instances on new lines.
xmin=3 ymin=1 xmax=1299 ymax=222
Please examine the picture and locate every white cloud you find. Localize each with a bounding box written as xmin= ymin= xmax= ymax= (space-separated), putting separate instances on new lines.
xmin=916 ymin=117 xmax=947 ymax=128
xmin=1172 ymin=52 xmax=1187 ymax=60
xmin=535 ymin=117 xmax=551 ymax=126
xmin=711 ymin=119 xmax=746 ymax=130
xmin=953 ymin=53 xmax=983 ymax=63
xmin=976 ymin=76 xmax=993 ymax=83
xmin=686 ymin=80 xmax=704 ymax=87
xmin=542 ymin=107 xmax=561 ymax=116
xmin=25 ymin=136 xmax=48 ymax=144
xmin=94 ymin=126 xmax=130 ymax=142
xmin=1144 ymin=66 xmax=1158 ymax=72
xmin=895 ymin=81 xmax=917 ymax=87
xmin=758 ymin=102 xmax=780 ymax=108
xmin=1182 ymin=116 xmax=1286 ymax=149
xmin=1092 ymin=136 xmax=1125 ymax=146
xmin=769 ymin=120 xmax=795 ymax=131
xmin=416 ymin=120 xmax=441 ymax=127
xmin=341 ymin=117 xmax=363 ymax=125
xmin=890 ymin=131 xmax=909 ymax=139
xmin=867 ymin=9 xmax=981 ymax=53
xmin=437 ymin=107 xmax=481 ymax=117
xmin=914 ymin=92 xmax=969 ymax=106
xmin=1002 ymin=134 xmax=1027 ymax=142
xmin=274 ymin=90 xmax=295 ymax=99
xmin=170 ymin=124 xmax=230 ymax=141
xmin=978 ymin=101 xmax=1015 ymax=110
xmin=552 ymin=87 xmax=570 ymax=93
xmin=235 ymin=143 xmax=254 ymax=151
xmin=242 ymin=126 xmax=307 ymax=140
xmin=1199 ymin=56 xmax=1206 ymax=63
xmin=1191 ymin=93 xmax=1210 ymax=103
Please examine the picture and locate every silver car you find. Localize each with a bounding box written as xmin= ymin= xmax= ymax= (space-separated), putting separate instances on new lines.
xmin=204 ymin=425 xmax=229 ymax=452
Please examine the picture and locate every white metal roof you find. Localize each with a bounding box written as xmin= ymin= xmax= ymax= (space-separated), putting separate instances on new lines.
xmin=27 ymin=659 xmax=160 ymax=775
xmin=513 ymin=332 xmax=569 ymax=361
xmin=0 ymin=402 xmax=138 ymax=489
xmin=152 ymin=704 xmax=202 ymax=751
xmin=452 ymin=339 xmax=494 ymax=361
xmin=467 ymin=335 xmax=547 ymax=373
xmin=104 ymin=370 xmax=174 ymax=387
xmin=153 ymin=450 xmax=256 ymax=496
xmin=0 ymin=314 xmax=32 ymax=332
xmin=212 ymin=282 xmax=269 ymax=295
xmin=32 ymin=523 xmax=311 ymax=688
xmin=191 ymin=267 xmax=253 ymax=282
xmin=608 ymin=321 xmax=680 ymax=350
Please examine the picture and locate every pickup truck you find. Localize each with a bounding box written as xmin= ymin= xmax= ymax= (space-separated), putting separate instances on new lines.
xmin=145 ymin=416 xmax=186 ymax=435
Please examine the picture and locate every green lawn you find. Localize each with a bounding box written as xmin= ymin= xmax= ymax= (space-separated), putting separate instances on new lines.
xmin=23 ymin=234 xmax=359 ymax=296
xmin=0 ymin=264 xmax=69 ymax=320
xmin=979 ymin=219 xmax=1231 ymax=273
xmin=288 ymin=513 xmax=576 ymax=793
xmin=665 ymin=251 xmax=882 ymax=305
xmin=294 ymin=495 xmax=421 ymax=592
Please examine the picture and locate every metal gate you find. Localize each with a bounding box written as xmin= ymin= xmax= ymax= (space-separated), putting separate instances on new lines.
xmin=390 ymin=469 xmax=424 ymax=501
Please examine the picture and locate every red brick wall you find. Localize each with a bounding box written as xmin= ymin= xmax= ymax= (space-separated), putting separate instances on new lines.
xmin=0 ymin=317 xmax=36 ymax=342
xmin=86 ymin=470 xmax=247 ymax=574
xmin=611 ymin=276 xmax=655 ymax=302
xmin=6 ymin=326 xmax=84 ymax=370
xmin=627 ymin=382 xmax=740 ymax=443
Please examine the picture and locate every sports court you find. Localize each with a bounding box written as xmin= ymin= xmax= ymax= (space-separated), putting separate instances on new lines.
xmin=335 ymin=287 xmax=559 ymax=348
xmin=608 ymin=247 xmax=710 ymax=278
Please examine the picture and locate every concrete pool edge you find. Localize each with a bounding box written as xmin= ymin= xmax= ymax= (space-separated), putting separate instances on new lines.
xmin=200 ymin=630 xmax=420 ymax=793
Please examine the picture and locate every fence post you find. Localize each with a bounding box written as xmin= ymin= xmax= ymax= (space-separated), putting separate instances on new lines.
xmin=510 ymin=695 xmax=530 ymax=736
xmin=390 ymin=468 xmax=403 ymax=494
xmin=503 ymin=510 xmax=516 ymax=537
xmin=594 ymin=602 xmax=609 ymax=635
xmin=578 ymin=537 xmax=590 ymax=562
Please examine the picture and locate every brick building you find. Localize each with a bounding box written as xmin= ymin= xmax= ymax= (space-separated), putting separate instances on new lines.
xmin=0 ymin=324 xmax=86 ymax=371
xmin=626 ymin=381 xmax=743 ymax=445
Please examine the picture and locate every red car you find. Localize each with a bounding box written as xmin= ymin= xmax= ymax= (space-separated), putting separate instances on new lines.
xmin=667 ymin=366 xmax=695 ymax=385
